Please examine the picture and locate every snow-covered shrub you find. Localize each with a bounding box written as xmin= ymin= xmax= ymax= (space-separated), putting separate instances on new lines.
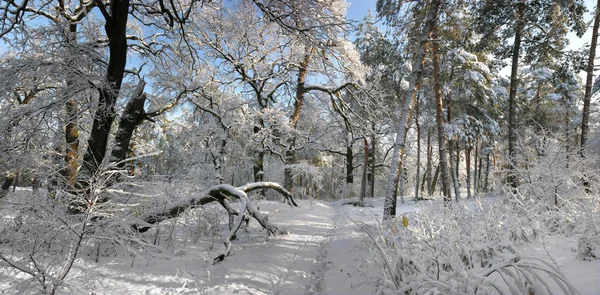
xmin=180 ymin=206 xmax=222 ymax=244
xmin=0 ymin=191 xmax=93 ymax=294
xmin=285 ymin=160 xmax=324 ymax=199
xmin=576 ymin=220 xmax=600 ymax=261
xmin=362 ymin=198 xmax=581 ymax=294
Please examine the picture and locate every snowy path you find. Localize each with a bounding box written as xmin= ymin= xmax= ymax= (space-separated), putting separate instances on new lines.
xmin=203 ymin=199 xmax=384 ymax=295
xmin=203 ymin=200 xmax=339 ymax=295
xmin=81 ymin=199 xmax=381 ymax=295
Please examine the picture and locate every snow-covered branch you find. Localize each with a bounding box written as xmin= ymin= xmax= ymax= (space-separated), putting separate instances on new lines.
xmin=135 ymin=182 xmax=297 ymax=233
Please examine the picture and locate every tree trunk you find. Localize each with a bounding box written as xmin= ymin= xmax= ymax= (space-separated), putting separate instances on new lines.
xmin=110 ymin=79 xmax=147 ymax=170
xmin=448 ymin=138 xmax=461 ymax=201
xmin=415 ymin=96 xmax=421 ymax=201
xmin=283 ymin=144 xmax=295 ymax=191
xmin=565 ymin=106 xmax=571 ymax=169
xmin=431 ymin=0 xmax=451 ymax=202
xmin=398 ymin=162 xmax=405 ymax=204
xmin=477 ymin=150 xmax=483 ymax=193
xmin=253 ymin=151 xmax=264 ymax=183
xmin=484 ymin=151 xmax=491 ymax=192
xmin=383 ymin=0 xmax=436 ymax=220
xmin=284 ymin=49 xmax=313 ymax=193
xmin=253 ymin=118 xmax=265 ymax=186
xmin=368 ymin=128 xmax=376 ymax=198
xmin=474 ymin=139 xmax=479 ymax=193
xmin=466 ymin=144 xmax=472 ymax=198
xmin=62 ymin=23 xmax=80 ymax=188
xmin=81 ymin=0 xmax=130 ymax=178
xmin=430 ymin=164 xmax=440 ymax=195
xmin=455 ymin=140 xmax=460 ymax=179
xmin=346 ymin=142 xmax=354 ymax=184
xmin=507 ymin=3 xmax=524 ymax=189
xmin=426 ymin=126 xmax=432 ymax=195
xmin=360 ymin=137 xmax=369 ymax=205
xmin=580 ymin=0 xmax=600 ymax=156
xmin=0 ymin=174 xmax=15 ymax=199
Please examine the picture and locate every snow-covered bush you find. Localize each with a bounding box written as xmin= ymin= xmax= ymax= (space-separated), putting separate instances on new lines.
xmin=362 ymin=198 xmax=582 ymax=294
xmin=0 ymin=190 xmax=97 ymax=294
xmin=180 ymin=206 xmax=222 ymax=244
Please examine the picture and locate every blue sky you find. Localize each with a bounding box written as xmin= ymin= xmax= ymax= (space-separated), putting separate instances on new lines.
xmin=346 ymin=0 xmax=378 ymax=21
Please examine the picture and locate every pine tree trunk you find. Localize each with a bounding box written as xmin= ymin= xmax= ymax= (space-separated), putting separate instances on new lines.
xmin=484 ymin=151 xmax=491 ymax=192
xmin=455 ymin=140 xmax=460 ymax=178
xmin=415 ymin=96 xmax=421 ymax=201
xmin=565 ymin=106 xmax=570 ymax=169
xmin=448 ymin=138 xmax=461 ymax=201
xmin=507 ymin=3 xmax=524 ymax=189
xmin=580 ymin=0 xmax=600 ymax=157
xmin=474 ymin=140 xmax=479 ymax=193
xmin=466 ymin=144 xmax=472 ymax=199
xmin=426 ymin=126 xmax=432 ymax=195
xmin=383 ymin=0 xmax=437 ymax=220
xmin=399 ymin=162 xmax=405 ymax=204
xmin=432 ymin=0 xmax=451 ymax=202
xmin=478 ymin=152 xmax=483 ymax=193
xmin=431 ymin=164 xmax=440 ymax=195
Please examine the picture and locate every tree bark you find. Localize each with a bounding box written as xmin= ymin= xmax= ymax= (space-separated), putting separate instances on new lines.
xmin=426 ymin=126 xmax=432 ymax=195
xmin=109 ymin=79 xmax=147 ymax=170
xmin=477 ymin=149 xmax=483 ymax=193
xmin=448 ymin=138 xmax=461 ymax=201
xmin=484 ymin=151 xmax=491 ymax=192
xmin=284 ymin=49 xmax=313 ymax=193
xmin=431 ymin=0 xmax=451 ymax=202
xmin=346 ymin=142 xmax=354 ymax=184
xmin=474 ymin=139 xmax=479 ymax=193
xmin=360 ymin=137 xmax=369 ymax=205
xmin=383 ymin=0 xmax=436 ymax=220
xmin=466 ymin=144 xmax=472 ymax=198
xmin=430 ymin=164 xmax=440 ymax=195
xmin=62 ymin=23 xmax=80 ymax=188
xmin=507 ymin=2 xmax=524 ymax=189
xmin=580 ymin=0 xmax=600 ymax=157
xmin=253 ymin=119 xmax=265 ymax=185
xmin=81 ymin=0 xmax=130 ymax=177
xmin=415 ymin=96 xmax=421 ymax=201
xmin=369 ymin=130 xmax=376 ymax=198
xmin=398 ymin=163 xmax=406 ymax=204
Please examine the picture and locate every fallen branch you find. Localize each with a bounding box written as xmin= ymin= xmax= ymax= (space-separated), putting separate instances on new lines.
xmin=134 ymin=182 xmax=296 ymax=263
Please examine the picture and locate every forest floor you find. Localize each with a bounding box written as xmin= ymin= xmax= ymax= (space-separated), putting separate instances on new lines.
xmin=76 ymin=198 xmax=600 ymax=294
xmin=1 ymin=194 xmax=599 ymax=294
xmin=82 ymin=198 xmax=396 ymax=294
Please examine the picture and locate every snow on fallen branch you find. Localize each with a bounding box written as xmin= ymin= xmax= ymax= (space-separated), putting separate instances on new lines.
xmin=133 ymin=182 xmax=297 ymax=262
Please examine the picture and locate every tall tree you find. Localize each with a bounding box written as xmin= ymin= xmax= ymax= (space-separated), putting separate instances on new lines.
xmin=580 ymin=0 xmax=600 ymax=157
xmin=474 ymin=0 xmax=586 ymax=189
xmin=378 ymin=0 xmax=442 ymax=219
xmin=430 ymin=0 xmax=451 ymax=202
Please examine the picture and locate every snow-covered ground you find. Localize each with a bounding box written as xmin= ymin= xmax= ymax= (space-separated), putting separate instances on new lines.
xmin=1 ymin=195 xmax=599 ymax=294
